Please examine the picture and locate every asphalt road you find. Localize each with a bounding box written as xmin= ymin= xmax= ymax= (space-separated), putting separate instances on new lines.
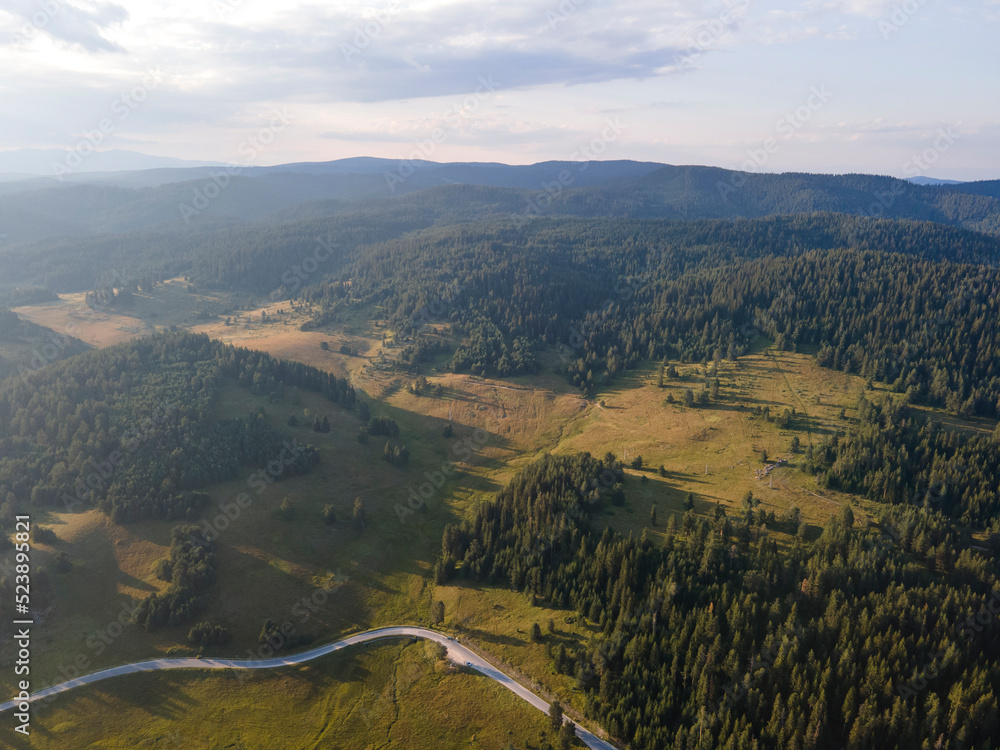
xmin=1 ymin=625 xmax=617 ymax=750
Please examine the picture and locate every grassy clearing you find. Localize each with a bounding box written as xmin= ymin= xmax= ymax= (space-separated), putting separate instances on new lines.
xmin=549 ymin=352 xmax=854 ymax=529
xmin=14 ymin=279 xmax=397 ymax=386
xmin=434 ymin=585 xmax=598 ymax=713
xmin=0 ymin=373 xmax=552 ymax=701
xmin=12 ymin=278 xmax=236 ymax=347
xmin=0 ymin=641 xmax=564 ymax=750
xmin=5 ymin=293 xmax=994 ymax=745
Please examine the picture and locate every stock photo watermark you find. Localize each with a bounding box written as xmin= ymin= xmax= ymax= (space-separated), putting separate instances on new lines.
xmin=512 ymin=117 xmax=626 ymax=230
xmin=51 ymin=69 xmax=164 ymax=179
xmin=214 ymin=0 xmax=243 ymax=20
xmin=6 ymin=0 xmax=61 ymax=49
xmin=878 ymin=0 xmax=928 ymax=40
xmin=717 ymin=85 xmax=833 ymax=200
xmin=269 ymin=237 xmax=341 ymax=301
xmin=384 ymin=76 xmax=500 ymax=192
xmin=394 ymin=428 xmax=489 ymax=522
xmin=179 ymin=108 xmax=294 ymax=223
xmin=340 ymin=2 xmax=401 ymax=62
xmin=407 ymin=279 xmax=473 ymax=333
xmin=902 ymin=127 xmax=960 ymax=178
xmin=60 ymin=401 xmax=179 ymax=513
xmin=197 ymin=440 xmax=310 ymax=543
xmin=545 ymin=0 xmax=591 ymax=29
xmin=15 ymin=266 xmax=135 ymax=379
xmin=670 ymin=0 xmax=750 ymax=70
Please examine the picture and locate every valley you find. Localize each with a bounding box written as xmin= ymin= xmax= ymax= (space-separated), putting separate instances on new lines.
xmin=2 ymin=160 xmax=1000 ymax=749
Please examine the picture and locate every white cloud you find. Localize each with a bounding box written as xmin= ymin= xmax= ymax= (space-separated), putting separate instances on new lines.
xmin=0 ymin=0 xmax=128 ymax=52
xmin=0 ymin=0 xmax=995 ymax=180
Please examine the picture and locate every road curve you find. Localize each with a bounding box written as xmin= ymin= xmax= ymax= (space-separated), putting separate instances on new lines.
xmin=1 ymin=626 xmax=617 ymax=750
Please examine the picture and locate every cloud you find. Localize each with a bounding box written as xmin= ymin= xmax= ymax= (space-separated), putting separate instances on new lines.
xmin=1 ymin=0 xmax=128 ymax=52
xmin=0 ymin=0 xmax=996 ymax=182
xmin=145 ymin=0 xmax=741 ymax=104
xmin=807 ymin=0 xmax=899 ymax=17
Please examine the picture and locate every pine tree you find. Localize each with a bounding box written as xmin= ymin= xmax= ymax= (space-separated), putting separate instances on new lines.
xmin=558 ymin=721 xmax=575 ymax=749
xmin=549 ymin=700 xmax=563 ymax=732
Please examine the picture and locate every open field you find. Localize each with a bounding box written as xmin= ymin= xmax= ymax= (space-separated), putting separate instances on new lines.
xmin=433 ymin=584 xmax=601 ymax=719
xmin=0 ymin=380 xmax=505 ymax=697
xmin=550 ymin=352 xmax=860 ymax=531
xmin=7 ymin=287 xmax=997 ymax=746
xmin=13 ymin=279 xmax=364 ymax=379
xmin=17 ymin=279 xmax=976 ymax=531
xmin=0 ymin=641 xmax=566 ymax=749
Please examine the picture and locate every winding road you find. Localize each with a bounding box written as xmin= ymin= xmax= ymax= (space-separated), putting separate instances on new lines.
xmin=1 ymin=626 xmax=617 ymax=750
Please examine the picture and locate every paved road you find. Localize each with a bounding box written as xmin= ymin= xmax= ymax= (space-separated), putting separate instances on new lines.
xmin=1 ymin=626 xmax=617 ymax=750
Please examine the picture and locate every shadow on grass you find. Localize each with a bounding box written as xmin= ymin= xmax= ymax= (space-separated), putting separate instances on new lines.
xmin=462 ymin=627 xmax=525 ymax=648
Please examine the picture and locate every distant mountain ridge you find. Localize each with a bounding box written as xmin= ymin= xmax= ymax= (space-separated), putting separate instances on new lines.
xmin=0 ymin=157 xmax=998 ymax=251
xmin=907 ymin=176 xmax=965 ymax=186
xmin=0 ymin=148 xmax=227 ymax=176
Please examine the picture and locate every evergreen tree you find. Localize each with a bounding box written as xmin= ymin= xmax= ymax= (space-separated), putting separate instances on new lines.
xmin=549 ymin=700 xmax=564 ymax=732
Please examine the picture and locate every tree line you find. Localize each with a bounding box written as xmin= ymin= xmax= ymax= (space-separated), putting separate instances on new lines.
xmin=437 ymin=453 xmax=1000 ymax=749
xmin=0 ymin=332 xmax=350 ymax=524
xmin=304 ymin=214 xmax=1000 ymax=413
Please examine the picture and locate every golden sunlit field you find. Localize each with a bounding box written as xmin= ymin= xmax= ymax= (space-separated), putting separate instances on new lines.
xmin=1 ymin=641 xmax=559 ymax=750
xmin=5 ymin=282 xmax=995 ymax=748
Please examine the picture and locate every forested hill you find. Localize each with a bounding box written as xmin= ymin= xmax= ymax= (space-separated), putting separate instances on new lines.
xmin=438 ymin=452 xmax=1000 ymax=750
xmin=547 ymin=166 xmax=1000 ymax=236
xmin=0 ymin=308 xmax=89 ymax=381
xmin=308 ymin=213 xmax=1000 ymax=417
xmin=1 ymin=160 xmax=1000 ymax=295
xmin=0 ymin=332 xmax=354 ymax=524
xmin=946 ymin=179 xmax=1000 ymax=200
xmin=0 ymin=160 xmax=661 ymax=243
xmin=1 ymin=161 xmax=999 ymax=244
xmin=2 ymin=157 xmax=1000 ymax=305
xmin=0 ymin=208 xmax=434 ymax=294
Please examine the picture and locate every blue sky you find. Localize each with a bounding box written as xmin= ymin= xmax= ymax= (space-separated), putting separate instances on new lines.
xmin=1 ymin=0 xmax=997 ymax=179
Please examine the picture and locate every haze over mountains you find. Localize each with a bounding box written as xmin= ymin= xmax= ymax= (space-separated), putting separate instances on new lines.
xmin=0 ymin=148 xmax=229 ymax=180
xmin=0 ymin=156 xmax=997 ymax=250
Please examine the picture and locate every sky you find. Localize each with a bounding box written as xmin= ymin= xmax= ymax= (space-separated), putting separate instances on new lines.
xmin=0 ymin=0 xmax=998 ymax=180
